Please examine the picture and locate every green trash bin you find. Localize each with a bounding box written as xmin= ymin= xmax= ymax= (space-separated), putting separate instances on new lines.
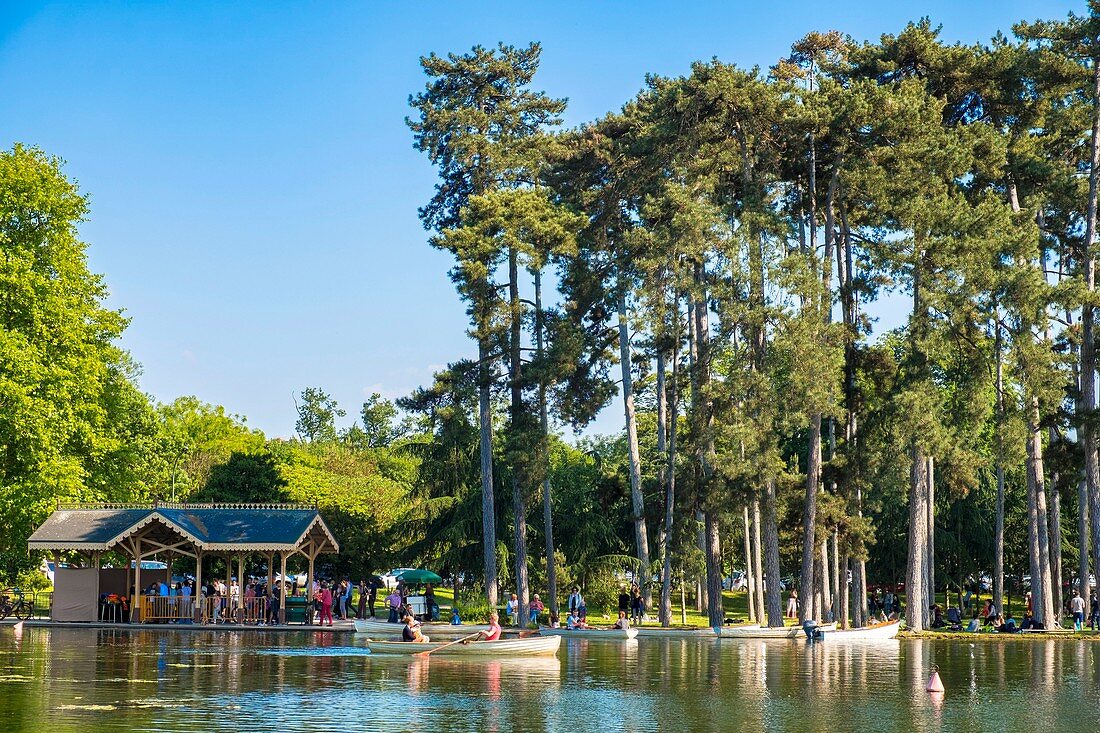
xmin=284 ymin=596 xmax=311 ymax=624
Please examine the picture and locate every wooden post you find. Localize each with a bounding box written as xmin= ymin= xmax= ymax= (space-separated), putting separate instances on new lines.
xmin=279 ymin=552 xmax=288 ymax=624
xmin=92 ymin=551 xmax=101 ymax=623
xmin=307 ymin=542 xmax=315 ymax=625
xmin=133 ymin=541 xmax=142 ymax=624
xmin=194 ymin=550 xmax=204 ymax=623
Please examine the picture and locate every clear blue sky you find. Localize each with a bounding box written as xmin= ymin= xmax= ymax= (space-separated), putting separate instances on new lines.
xmin=0 ymin=1 xmax=1082 ymax=438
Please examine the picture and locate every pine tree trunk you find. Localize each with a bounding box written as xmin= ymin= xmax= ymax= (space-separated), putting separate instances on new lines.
xmin=905 ymin=444 xmax=928 ymax=632
xmin=1084 ymin=58 xmax=1100 ymax=610
xmin=478 ymin=335 xmax=499 ymax=609
xmin=534 ymin=271 xmax=557 ymax=616
xmin=1028 ymin=396 xmax=1055 ymax=625
xmin=743 ymin=505 xmax=756 ymax=624
xmin=618 ymin=293 xmax=652 ymax=610
xmin=926 ymin=456 xmax=935 ymax=611
xmin=819 ymin=539 xmax=831 ymax=621
xmin=509 ymin=245 xmax=529 ymax=625
xmin=762 ymin=477 xmax=784 ymax=626
xmin=751 ymin=499 xmax=766 ymax=622
xmin=994 ymin=320 xmax=1006 ymax=615
xmin=831 ymin=528 xmax=841 ymax=626
xmin=659 ymin=332 xmax=678 ymax=627
xmin=801 ymin=413 xmax=821 ymax=621
xmin=1079 ymin=475 xmax=1091 ymax=614
xmin=704 ymin=511 xmax=723 ymax=628
xmin=1050 ymin=484 xmax=1063 ymax=620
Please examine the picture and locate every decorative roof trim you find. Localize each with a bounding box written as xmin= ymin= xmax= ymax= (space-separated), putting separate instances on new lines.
xmin=27 ymin=541 xmax=108 ymax=550
xmin=295 ymin=515 xmax=340 ymax=553
xmin=104 ymin=512 xmax=205 ymax=549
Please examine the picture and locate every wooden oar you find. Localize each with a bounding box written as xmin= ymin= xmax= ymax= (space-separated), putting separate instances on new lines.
xmin=415 ymin=631 xmax=482 ymax=656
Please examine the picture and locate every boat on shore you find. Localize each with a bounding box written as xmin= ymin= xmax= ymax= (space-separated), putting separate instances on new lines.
xmin=539 ymin=626 xmax=639 ymax=640
xmin=716 ymin=623 xmax=837 ymax=639
xmin=364 ymin=635 xmax=561 ymax=657
xmin=353 ymin=618 xmax=490 ymax=637
xmin=632 ymin=626 xmax=715 ymax=638
xmin=817 ymin=620 xmax=900 ymax=641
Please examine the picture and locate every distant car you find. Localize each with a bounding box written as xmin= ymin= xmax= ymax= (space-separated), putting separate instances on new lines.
xmin=381 ymin=568 xmax=417 ymax=589
xmin=726 ymin=571 xmax=747 ymax=591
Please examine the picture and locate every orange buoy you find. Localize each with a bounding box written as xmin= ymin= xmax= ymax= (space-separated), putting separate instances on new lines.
xmin=926 ymin=664 xmax=945 ymax=693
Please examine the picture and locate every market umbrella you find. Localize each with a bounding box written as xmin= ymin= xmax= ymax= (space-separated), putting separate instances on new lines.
xmin=396 ymin=569 xmax=442 ymax=584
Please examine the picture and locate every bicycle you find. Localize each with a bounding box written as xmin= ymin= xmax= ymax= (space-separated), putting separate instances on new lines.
xmin=0 ymin=589 xmax=34 ymax=621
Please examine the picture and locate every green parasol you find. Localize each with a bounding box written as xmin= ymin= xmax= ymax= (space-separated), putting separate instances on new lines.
xmin=396 ymin=569 xmax=442 ymax=584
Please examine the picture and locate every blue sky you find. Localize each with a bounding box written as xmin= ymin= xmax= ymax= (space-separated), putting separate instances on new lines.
xmin=0 ymin=1 xmax=1082 ymax=438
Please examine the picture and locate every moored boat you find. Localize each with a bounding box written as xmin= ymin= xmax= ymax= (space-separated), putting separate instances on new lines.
xmin=817 ymin=620 xmax=900 ymax=641
xmin=716 ymin=623 xmax=837 ymax=639
xmin=539 ymin=626 xmax=639 ymax=640
xmin=365 ymin=635 xmax=561 ymax=657
xmin=632 ymin=626 xmax=714 ymax=638
xmin=353 ymin=618 xmax=490 ymax=637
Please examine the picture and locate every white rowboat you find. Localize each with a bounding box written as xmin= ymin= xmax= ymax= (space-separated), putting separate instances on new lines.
xmin=818 ymin=620 xmax=901 ymax=641
xmin=364 ymin=635 xmax=561 ymax=657
xmin=716 ymin=623 xmax=837 ymax=639
xmin=353 ymin=618 xmax=490 ymax=637
xmin=632 ymin=626 xmax=715 ymax=638
xmin=539 ymin=626 xmax=639 ymax=640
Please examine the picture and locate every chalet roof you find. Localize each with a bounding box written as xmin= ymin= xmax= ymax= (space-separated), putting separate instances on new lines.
xmin=27 ymin=503 xmax=339 ymax=554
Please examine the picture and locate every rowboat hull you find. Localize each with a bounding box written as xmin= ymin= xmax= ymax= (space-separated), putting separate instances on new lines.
xmin=365 ymin=635 xmax=561 ymax=657
xmin=539 ymin=627 xmax=639 ymax=640
xmin=632 ymin=627 xmax=715 ymax=638
xmin=716 ymin=623 xmax=837 ymax=639
xmin=353 ymin=618 xmax=490 ymax=637
xmin=819 ymin=620 xmax=900 ymax=641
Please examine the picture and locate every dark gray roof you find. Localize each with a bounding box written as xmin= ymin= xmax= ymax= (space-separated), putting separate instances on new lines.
xmin=27 ymin=504 xmax=339 ymax=553
xmin=27 ymin=509 xmax=155 ymax=548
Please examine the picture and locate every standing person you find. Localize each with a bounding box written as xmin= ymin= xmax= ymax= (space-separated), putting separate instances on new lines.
xmin=386 ymin=588 xmax=402 ymax=623
xmin=618 ymin=586 xmax=631 ymax=617
xmin=319 ymin=582 xmax=334 ymax=627
xmin=357 ymin=579 xmax=368 ymax=619
xmin=1070 ymin=589 xmax=1086 ymax=631
xmin=786 ymin=589 xmax=799 ymax=619
xmin=568 ymin=586 xmax=584 ymax=617
xmin=1091 ymin=594 xmax=1100 ymax=632
xmin=368 ymin=579 xmax=379 ymax=618
xmin=424 ymin=583 xmax=437 ymax=621
xmin=630 ymin=586 xmax=644 ymax=623
xmin=269 ymin=582 xmax=282 ymax=625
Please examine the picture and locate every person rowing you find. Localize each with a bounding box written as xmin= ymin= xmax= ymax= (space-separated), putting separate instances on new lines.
xmin=565 ymin=611 xmax=591 ymax=630
xmin=402 ymin=614 xmax=430 ymax=643
xmin=474 ymin=611 xmax=502 ymax=642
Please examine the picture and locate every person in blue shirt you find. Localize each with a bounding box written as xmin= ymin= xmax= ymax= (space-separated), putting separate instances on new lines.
xmin=450 ymin=607 xmax=462 ymax=625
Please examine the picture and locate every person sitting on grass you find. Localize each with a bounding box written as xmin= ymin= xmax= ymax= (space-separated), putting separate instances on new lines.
xmin=613 ymin=610 xmax=630 ymax=630
xmin=450 ymin=607 xmax=462 ymax=625
xmin=402 ymin=615 xmax=430 ymax=643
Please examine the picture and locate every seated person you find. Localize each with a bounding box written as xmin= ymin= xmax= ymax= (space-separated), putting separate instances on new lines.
xmin=993 ymin=614 xmax=1018 ymax=633
xmin=402 ymin=615 xmax=430 ymax=643
xmin=450 ymin=607 xmax=462 ymax=625
xmin=548 ymin=612 xmax=560 ymax=629
xmin=613 ymin=610 xmax=630 ymax=630
xmin=966 ymin=617 xmax=980 ymax=632
xmin=930 ymin=605 xmax=945 ymax=628
xmin=529 ymin=594 xmax=545 ymax=624
xmin=565 ymin=611 xmax=579 ymax=630
xmin=478 ymin=612 xmax=502 ymax=641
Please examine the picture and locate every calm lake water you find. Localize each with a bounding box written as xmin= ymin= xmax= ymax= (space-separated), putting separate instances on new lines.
xmin=2 ymin=626 xmax=1099 ymax=732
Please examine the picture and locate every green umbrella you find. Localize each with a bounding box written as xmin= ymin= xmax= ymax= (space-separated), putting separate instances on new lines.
xmin=396 ymin=569 xmax=442 ymax=584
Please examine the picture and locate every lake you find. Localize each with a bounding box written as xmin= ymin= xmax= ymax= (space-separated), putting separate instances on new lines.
xmin=1 ymin=627 xmax=1098 ymax=731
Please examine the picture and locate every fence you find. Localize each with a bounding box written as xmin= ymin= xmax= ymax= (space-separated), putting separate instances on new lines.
xmin=200 ymin=596 xmax=267 ymax=624
xmin=141 ymin=595 xmax=196 ymax=621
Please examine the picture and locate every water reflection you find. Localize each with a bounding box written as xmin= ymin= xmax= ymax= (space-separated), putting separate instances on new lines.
xmin=1 ymin=628 xmax=1099 ymax=731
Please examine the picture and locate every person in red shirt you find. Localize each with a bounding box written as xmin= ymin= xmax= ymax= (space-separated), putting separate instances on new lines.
xmin=319 ymin=582 xmax=334 ymax=626
xmin=479 ymin=612 xmax=502 ymax=641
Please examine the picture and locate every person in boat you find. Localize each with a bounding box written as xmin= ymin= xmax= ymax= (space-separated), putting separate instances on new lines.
xmin=613 ymin=610 xmax=630 ymax=630
xmin=402 ymin=615 xmax=430 ymax=643
xmin=548 ymin=612 xmax=560 ymax=629
xmin=477 ymin=612 xmax=502 ymax=641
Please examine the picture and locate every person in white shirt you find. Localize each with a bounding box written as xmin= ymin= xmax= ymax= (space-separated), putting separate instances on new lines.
xmin=1070 ymin=589 xmax=1087 ymax=630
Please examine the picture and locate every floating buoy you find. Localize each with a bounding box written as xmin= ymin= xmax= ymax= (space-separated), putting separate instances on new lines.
xmin=926 ymin=664 xmax=945 ymax=693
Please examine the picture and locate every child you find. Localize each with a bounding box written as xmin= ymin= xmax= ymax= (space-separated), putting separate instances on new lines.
xmin=450 ymin=607 xmax=462 ymax=626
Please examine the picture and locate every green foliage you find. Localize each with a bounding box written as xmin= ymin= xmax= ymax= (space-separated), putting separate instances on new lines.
xmin=294 ymin=387 xmax=345 ymax=443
